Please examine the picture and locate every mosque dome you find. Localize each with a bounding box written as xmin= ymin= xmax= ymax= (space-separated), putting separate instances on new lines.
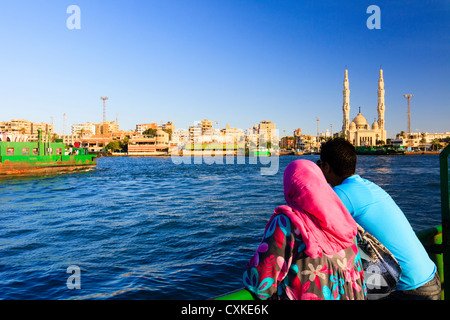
xmin=352 ymin=113 xmax=368 ymax=126
xmin=349 ymin=121 xmax=356 ymax=130
xmin=351 ymin=112 xmax=370 ymax=130
xmin=372 ymin=120 xmax=379 ymax=130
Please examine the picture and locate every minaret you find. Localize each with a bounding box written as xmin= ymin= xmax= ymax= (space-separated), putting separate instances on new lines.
xmin=377 ymin=68 xmax=386 ymax=141
xmin=342 ymin=68 xmax=350 ymax=135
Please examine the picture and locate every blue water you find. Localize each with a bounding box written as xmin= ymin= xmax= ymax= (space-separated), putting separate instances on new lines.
xmin=0 ymin=155 xmax=443 ymax=299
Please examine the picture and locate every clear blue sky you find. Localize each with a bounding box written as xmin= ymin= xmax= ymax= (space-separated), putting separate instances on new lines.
xmin=0 ymin=1 xmax=449 ymax=138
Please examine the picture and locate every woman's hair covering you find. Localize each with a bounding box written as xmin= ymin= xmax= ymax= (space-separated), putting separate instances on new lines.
xmin=273 ymin=159 xmax=357 ymax=258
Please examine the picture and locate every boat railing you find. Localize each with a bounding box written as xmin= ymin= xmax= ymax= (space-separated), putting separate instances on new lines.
xmin=439 ymin=144 xmax=450 ymax=299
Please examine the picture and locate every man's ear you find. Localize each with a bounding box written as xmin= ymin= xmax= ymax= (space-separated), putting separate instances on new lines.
xmin=322 ymin=161 xmax=331 ymax=174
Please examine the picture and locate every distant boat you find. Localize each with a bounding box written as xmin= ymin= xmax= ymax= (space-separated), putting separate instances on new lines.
xmin=253 ymin=147 xmax=271 ymax=157
xmin=0 ymin=130 xmax=97 ymax=177
xmin=356 ymin=145 xmax=406 ymax=155
xmin=279 ymin=149 xmax=295 ymax=155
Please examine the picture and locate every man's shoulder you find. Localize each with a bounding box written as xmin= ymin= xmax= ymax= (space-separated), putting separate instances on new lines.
xmin=334 ymin=175 xmax=380 ymax=200
xmin=335 ymin=175 xmax=391 ymax=205
xmin=335 ymin=175 xmax=363 ymax=191
xmin=339 ymin=175 xmax=378 ymax=189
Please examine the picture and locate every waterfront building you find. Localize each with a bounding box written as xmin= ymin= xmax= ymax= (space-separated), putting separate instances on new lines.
xmin=127 ymin=129 xmax=170 ymax=155
xmin=31 ymin=122 xmax=54 ymax=135
xmin=72 ymin=121 xmax=96 ymax=136
xmin=155 ymin=129 xmax=169 ymax=147
xmin=78 ymin=135 xmax=113 ymax=153
xmin=392 ymin=131 xmax=450 ymax=149
xmin=161 ymin=121 xmax=175 ymax=133
xmin=136 ymin=123 xmax=158 ymax=134
xmin=422 ymin=132 xmax=450 ymax=143
xmin=59 ymin=134 xmax=79 ymax=146
xmin=221 ymin=125 xmax=244 ymax=144
xmin=293 ymin=129 xmax=302 ymax=150
xmin=189 ymin=122 xmax=202 ymax=142
xmin=0 ymin=119 xmax=53 ymax=136
xmin=258 ymin=120 xmax=277 ymax=146
xmin=296 ymin=135 xmax=318 ymax=152
xmin=280 ymin=136 xmax=295 ymax=149
xmin=172 ymin=129 xmax=190 ymax=145
xmin=112 ymin=130 xmax=139 ymax=141
xmin=341 ymin=68 xmax=387 ymax=146
xmin=128 ymin=137 xmax=157 ymax=154
xmin=96 ymin=121 xmax=119 ymax=136
xmin=201 ymin=128 xmax=223 ymax=143
xmin=201 ymin=119 xmax=213 ymax=134
xmin=245 ymin=126 xmax=259 ymax=148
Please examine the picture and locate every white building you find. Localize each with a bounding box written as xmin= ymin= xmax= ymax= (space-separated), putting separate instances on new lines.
xmin=393 ymin=131 xmax=450 ymax=148
xmin=172 ymin=129 xmax=190 ymax=144
xmin=72 ymin=121 xmax=96 ymax=136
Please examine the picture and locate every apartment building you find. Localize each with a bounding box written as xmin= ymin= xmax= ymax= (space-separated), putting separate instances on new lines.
xmin=72 ymin=121 xmax=96 ymax=136
xmin=136 ymin=123 xmax=158 ymax=134
xmin=0 ymin=119 xmax=53 ymax=135
xmin=95 ymin=121 xmax=119 ymax=136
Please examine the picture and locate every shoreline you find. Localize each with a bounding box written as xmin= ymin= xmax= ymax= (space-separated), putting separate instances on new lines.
xmin=94 ymin=151 xmax=442 ymax=158
xmin=405 ymin=151 xmax=441 ymax=155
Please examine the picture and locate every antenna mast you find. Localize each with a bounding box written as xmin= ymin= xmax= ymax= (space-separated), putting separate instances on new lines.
xmin=63 ymin=113 xmax=66 ymax=136
xmin=100 ymin=97 xmax=109 ymax=123
xmin=316 ymin=117 xmax=320 ymax=142
xmin=404 ymin=94 xmax=413 ymax=134
xmin=404 ymin=94 xmax=413 ymax=146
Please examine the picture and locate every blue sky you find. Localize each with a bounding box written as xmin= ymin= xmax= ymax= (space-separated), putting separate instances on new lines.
xmin=0 ymin=1 xmax=449 ymax=138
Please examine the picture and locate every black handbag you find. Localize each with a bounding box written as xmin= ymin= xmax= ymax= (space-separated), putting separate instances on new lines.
xmin=356 ymin=224 xmax=402 ymax=300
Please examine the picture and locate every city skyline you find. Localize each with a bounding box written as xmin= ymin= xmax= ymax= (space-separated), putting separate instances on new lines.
xmin=0 ymin=1 xmax=449 ymax=138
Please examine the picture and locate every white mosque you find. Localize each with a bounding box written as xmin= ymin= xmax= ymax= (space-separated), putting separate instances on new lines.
xmin=341 ymin=68 xmax=387 ymax=146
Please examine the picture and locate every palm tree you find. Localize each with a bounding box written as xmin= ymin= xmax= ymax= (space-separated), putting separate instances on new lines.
xmin=431 ymin=139 xmax=443 ymax=151
xmin=77 ymin=128 xmax=86 ymax=138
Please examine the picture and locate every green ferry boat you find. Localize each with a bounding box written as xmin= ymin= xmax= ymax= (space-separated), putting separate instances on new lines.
xmin=0 ymin=130 xmax=97 ymax=177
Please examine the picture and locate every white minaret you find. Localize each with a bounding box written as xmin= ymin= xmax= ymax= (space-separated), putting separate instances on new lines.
xmin=342 ymin=68 xmax=350 ymax=135
xmin=377 ymin=68 xmax=386 ymax=141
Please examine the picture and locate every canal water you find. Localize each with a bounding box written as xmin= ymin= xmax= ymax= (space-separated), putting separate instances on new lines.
xmin=0 ymin=155 xmax=443 ymax=299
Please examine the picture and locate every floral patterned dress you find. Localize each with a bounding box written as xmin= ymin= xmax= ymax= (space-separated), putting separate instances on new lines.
xmin=243 ymin=214 xmax=367 ymax=300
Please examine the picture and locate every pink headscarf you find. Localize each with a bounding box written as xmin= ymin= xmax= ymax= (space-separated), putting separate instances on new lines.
xmin=273 ymin=159 xmax=357 ymax=258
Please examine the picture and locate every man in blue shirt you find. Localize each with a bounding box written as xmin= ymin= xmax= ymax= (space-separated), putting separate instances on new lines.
xmin=318 ymin=138 xmax=440 ymax=300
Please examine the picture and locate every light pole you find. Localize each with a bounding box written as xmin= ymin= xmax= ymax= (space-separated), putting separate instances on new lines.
xmin=316 ymin=117 xmax=320 ymax=151
xmin=100 ymin=97 xmax=109 ymax=123
xmin=404 ymin=94 xmax=413 ymax=146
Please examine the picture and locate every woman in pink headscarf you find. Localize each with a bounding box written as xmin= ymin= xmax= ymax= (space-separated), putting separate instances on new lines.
xmin=243 ymin=159 xmax=367 ymax=300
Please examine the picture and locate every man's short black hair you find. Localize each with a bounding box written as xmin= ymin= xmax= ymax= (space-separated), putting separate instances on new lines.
xmin=320 ymin=138 xmax=356 ymax=177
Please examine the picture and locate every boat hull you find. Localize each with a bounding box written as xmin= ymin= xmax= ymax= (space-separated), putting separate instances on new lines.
xmin=0 ymin=160 xmax=97 ymax=177
xmin=0 ymin=138 xmax=98 ymax=177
